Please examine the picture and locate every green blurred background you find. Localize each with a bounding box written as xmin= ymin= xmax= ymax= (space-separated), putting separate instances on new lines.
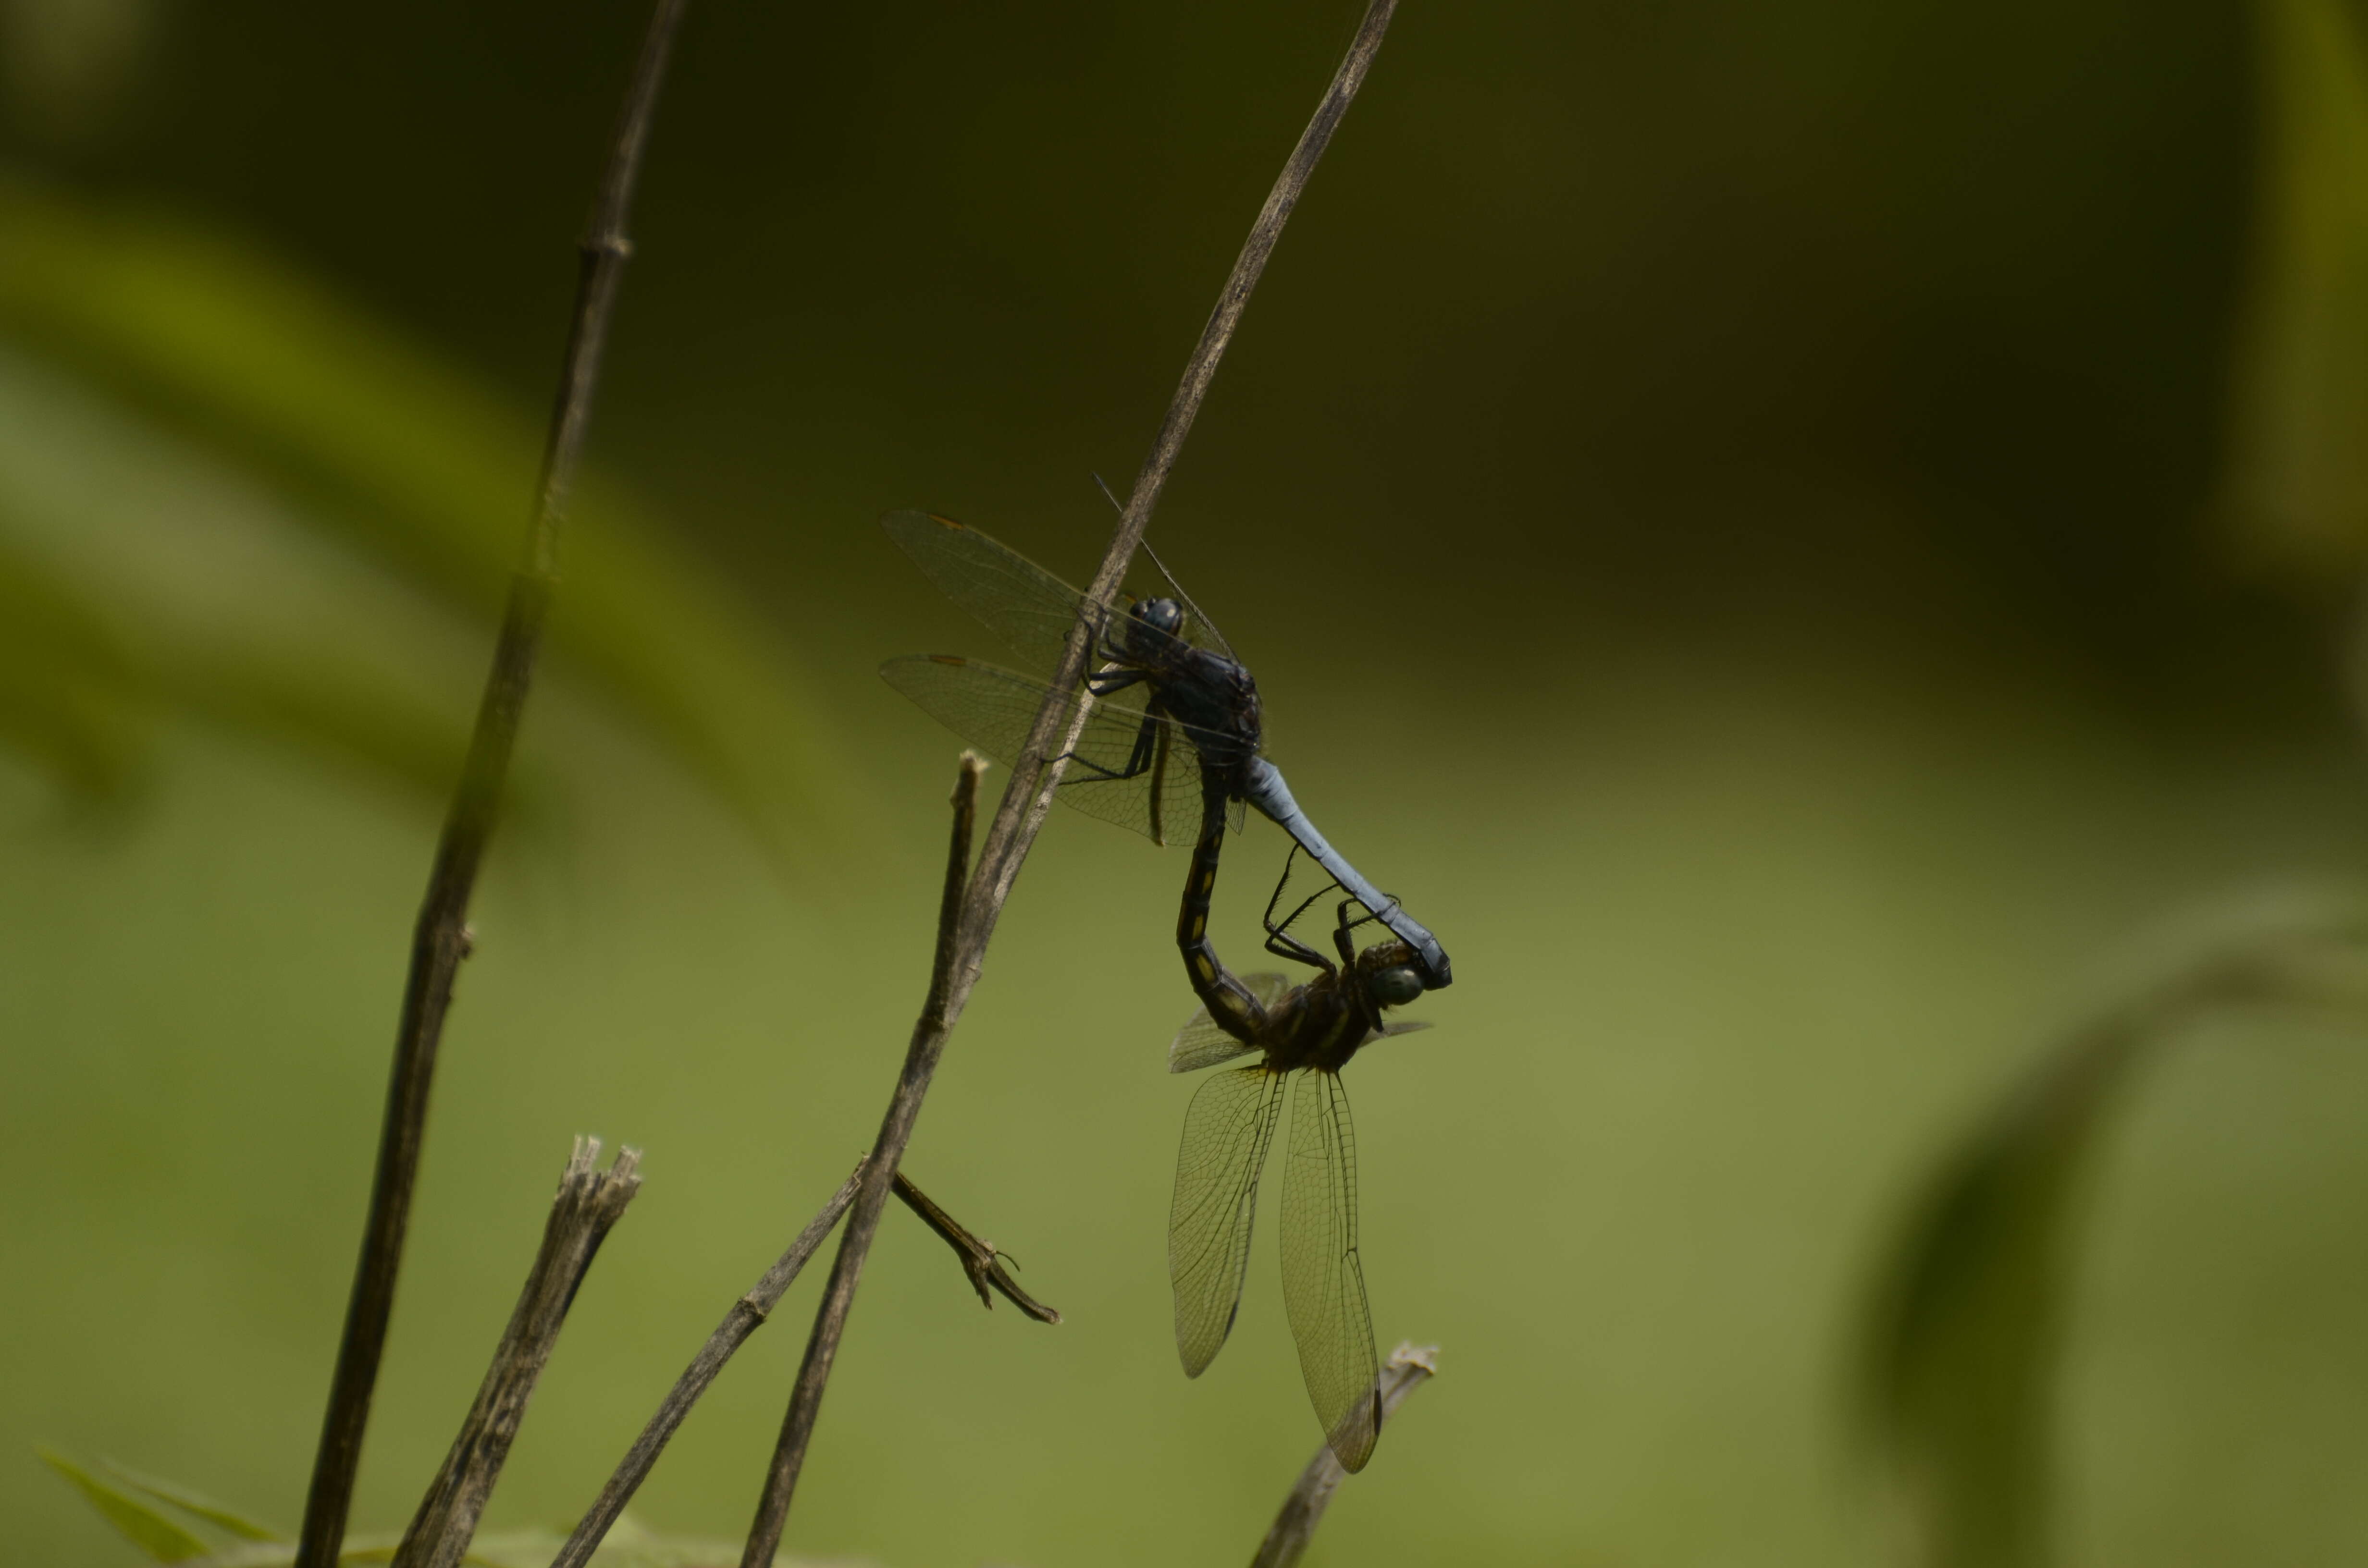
xmin=10 ymin=0 xmax=2368 ymax=1563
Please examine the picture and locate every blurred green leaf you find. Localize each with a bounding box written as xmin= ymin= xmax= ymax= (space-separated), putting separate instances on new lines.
xmin=0 ymin=341 xmax=481 ymax=810
xmin=0 ymin=523 xmax=150 ymax=798
xmin=2222 ymin=0 xmax=2368 ymax=573
xmin=1856 ymin=892 xmax=2368 ymax=1568
xmin=39 ymin=1449 xmax=853 ymax=1568
xmin=0 ymin=176 xmax=846 ymax=865
xmin=38 ymin=1446 xmax=211 ymax=1562
xmin=94 ymin=1457 xmax=285 ymax=1542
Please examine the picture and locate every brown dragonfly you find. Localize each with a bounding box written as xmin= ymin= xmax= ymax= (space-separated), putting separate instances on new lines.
xmin=1166 ymin=766 xmax=1431 ymax=1471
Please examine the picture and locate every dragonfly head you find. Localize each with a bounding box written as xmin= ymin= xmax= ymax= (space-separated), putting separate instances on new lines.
xmin=1354 ymin=941 xmax=1427 ymax=1009
xmin=1119 ymin=596 xmax=1186 ymax=656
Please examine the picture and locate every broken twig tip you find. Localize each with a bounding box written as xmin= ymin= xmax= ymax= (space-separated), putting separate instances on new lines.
xmin=1387 ymin=1341 xmax=1440 ymax=1374
xmin=891 ymin=1170 xmax=1063 ymax=1324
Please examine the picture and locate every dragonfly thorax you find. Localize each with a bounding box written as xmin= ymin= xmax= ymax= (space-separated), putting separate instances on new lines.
xmin=1253 ymin=940 xmax=1421 ymax=1074
xmin=1151 ymin=646 xmax=1263 ymax=773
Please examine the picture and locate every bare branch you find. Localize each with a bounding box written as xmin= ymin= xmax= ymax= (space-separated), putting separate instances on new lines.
xmin=547 ymin=1160 xmax=867 ymax=1568
xmin=967 ymin=0 xmax=1401 ymax=945
xmin=1105 ymin=0 xmax=1400 ymax=579
xmin=892 ymin=1170 xmax=1063 ymax=1324
xmin=293 ymin=6 xmax=690 ymax=1566
xmin=1252 ymin=1343 xmax=1439 ymax=1568
xmin=391 ymin=1140 xmax=644 ymax=1568
xmin=736 ymin=754 xmax=984 ymax=1565
xmin=737 ymin=7 xmax=1402 ymax=1558
xmin=546 ymin=1152 xmax=1052 ymax=1568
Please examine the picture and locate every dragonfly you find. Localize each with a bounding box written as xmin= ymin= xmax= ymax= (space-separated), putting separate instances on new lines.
xmin=878 ymin=509 xmax=1452 ymax=989
xmin=1168 ymin=763 xmax=1431 ymax=1471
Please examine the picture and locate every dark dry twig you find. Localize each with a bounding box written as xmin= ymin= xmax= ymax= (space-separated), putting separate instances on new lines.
xmin=736 ymin=752 xmax=983 ymax=1565
xmin=546 ymin=1154 xmax=1054 ymax=1568
xmin=292 ymin=6 xmax=689 ymax=1567
xmin=737 ymin=7 xmax=1402 ymax=1559
xmin=390 ymin=1139 xmax=644 ymax=1568
xmin=1252 ymin=1343 xmax=1439 ymax=1568
xmin=893 ymin=1170 xmax=1063 ymax=1323
xmin=547 ymin=1160 xmax=868 ymax=1568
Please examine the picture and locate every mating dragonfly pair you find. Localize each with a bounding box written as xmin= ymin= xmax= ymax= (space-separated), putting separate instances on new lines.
xmin=880 ymin=509 xmax=1451 ymax=1472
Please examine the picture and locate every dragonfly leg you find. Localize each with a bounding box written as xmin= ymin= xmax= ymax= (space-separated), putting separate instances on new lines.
xmin=1331 ymin=894 xmax=1398 ymax=966
xmin=1056 ymin=751 xmax=1135 ymax=783
xmin=1054 ymin=704 xmax=1163 ymax=790
xmin=1267 ymin=925 xmax=1333 ymax=972
xmin=1262 ymin=846 xmax=1340 ymax=974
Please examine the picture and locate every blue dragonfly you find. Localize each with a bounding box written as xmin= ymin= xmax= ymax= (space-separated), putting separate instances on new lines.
xmin=877 ymin=509 xmax=1451 ymax=989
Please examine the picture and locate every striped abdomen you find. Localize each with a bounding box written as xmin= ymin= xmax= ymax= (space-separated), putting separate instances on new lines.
xmin=1176 ymin=768 xmax=1270 ymax=1045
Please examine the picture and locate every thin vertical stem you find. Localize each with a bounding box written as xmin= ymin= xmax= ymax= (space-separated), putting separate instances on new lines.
xmin=737 ymin=753 xmax=984 ymax=1567
xmin=736 ymin=5 xmax=1402 ymax=1560
xmin=293 ymin=7 xmax=690 ymax=1565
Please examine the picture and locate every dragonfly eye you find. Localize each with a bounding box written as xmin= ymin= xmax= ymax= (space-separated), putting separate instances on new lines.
xmin=1370 ymin=966 xmax=1423 ymax=1007
xmin=1133 ymin=598 xmax=1185 ymax=639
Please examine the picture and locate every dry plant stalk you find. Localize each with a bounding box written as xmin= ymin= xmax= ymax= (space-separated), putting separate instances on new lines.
xmin=548 ymin=1160 xmax=867 ymax=1568
xmin=292 ymin=5 xmax=690 ymax=1567
xmin=393 ymin=1139 xmax=644 ymax=1568
xmin=737 ymin=3 xmax=1404 ymax=1561
xmin=1252 ymin=1343 xmax=1440 ymax=1568
xmin=549 ymin=1152 xmax=1061 ymax=1568
xmin=735 ymin=753 xmax=986 ymax=1564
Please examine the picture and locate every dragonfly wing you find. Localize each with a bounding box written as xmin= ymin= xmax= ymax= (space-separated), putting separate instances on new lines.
xmin=883 ymin=510 xmax=1089 ymax=671
xmin=887 ymin=508 xmax=1246 ymax=669
xmin=1282 ymin=1069 xmax=1382 ymax=1472
xmin=1170 ymin=1017 xmax=1258 ymax=1075
xmin=1169 ymin=973 xmax=1295 ymax=1073
xmin=881 ymin=655 xmax=1224 ymax=845
xmin=1244 ymin=971 xmax=1295 ymax=1010
xmin=1169 ymin=1064 xmax=1286 ymax=1378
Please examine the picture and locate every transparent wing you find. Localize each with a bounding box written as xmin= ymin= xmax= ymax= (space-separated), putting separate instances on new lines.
xmin=1169 ymin=973 xmax=1295 ymax=1073
xmin=1169 ymin=1064 xmax=1287 ymax=1378
xmin=886 ymin=508 xmax=1237 ymax=667
xmin=882 ymin=509 xmax=1092 ymax=671
xmin=1282 ymin=1069 xmax=1382 ymax=1472
xmin=881 ymin=654 xmax=1230 ymax=846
